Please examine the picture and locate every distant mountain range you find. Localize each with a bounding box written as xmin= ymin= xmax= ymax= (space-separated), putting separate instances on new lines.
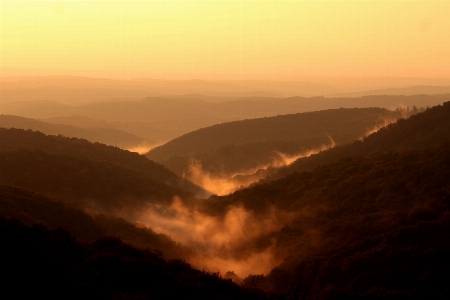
xmin=331 ymin=85 xmax=450 ymax=97
xmin=2 ymin=94 xmax=447 ymax=144
xmin=2 ymin=75 xmax=449 ymax=101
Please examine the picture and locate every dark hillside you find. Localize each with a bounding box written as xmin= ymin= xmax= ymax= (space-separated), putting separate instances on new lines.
xmin=0 ymin=217 xmax=262 ymax=300
xmin=0 ymin=128 xmax=202 ymax=195
xmin=0 ymin=150 xmax=184 ymax=208
xmin=148 ymin=107 xmax=397 ymax=161
xmin=148 ymin=107 xmax=402 ymax=176
xmin=203 ymin=143 xmax=450 ymax=299
xmin=268 ymin=101 xmax=450 ymax=181
xmin=0 ymin=185 xmax=193 ymax=260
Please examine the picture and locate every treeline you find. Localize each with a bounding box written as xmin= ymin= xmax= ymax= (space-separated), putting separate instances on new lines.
xmin=0 ymin=216 xmax=263 ymax=300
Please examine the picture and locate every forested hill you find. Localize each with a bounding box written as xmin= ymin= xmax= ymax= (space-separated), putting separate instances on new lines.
xmin=200 ymin=141 xmax=450 ymax=299
xmin=147 ymin=107 xmax=398 ymax=161
xmin=0 ymin=128 xmax=202 ymax=195
xmin=0 ymin=114 xmax=145 ymax=149
xmin=0 ymin=150 xmax=185 ymax=208
xmin=267 ymin=101 xmax=450 ymax=181
xmin=0 ymin=185 xmax=194 ymax=260
xmin=0 ymin=216 xmax=260 ymax=299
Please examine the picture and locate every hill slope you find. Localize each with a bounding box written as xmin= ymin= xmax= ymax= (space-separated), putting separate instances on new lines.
xmin=146 ymin=108 xmax=405 ymax=194
xmin=0 ymin=150 xmax=183 ymax=208
xmin=0 ymin=114 xmax=145 ymax=149
xmin=0 ymin=216 xmax=260 ymax=300
xmin=267 ymin=101 xmax=450 ymax=181
xmin=0 ymin=185 xmax=193 ymax=260
xmin=0 ymin=128 xmax=202 ymax=195
xmin=201 ymin=141 xmax=450 ymax=299
xmin=148 ymin=107 xmax=400 ymax=160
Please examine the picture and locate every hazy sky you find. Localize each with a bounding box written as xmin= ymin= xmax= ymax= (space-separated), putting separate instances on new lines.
xmin=1 ymin=0 xmax=449 ymax=80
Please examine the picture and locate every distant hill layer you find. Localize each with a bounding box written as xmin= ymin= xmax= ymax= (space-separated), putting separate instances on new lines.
xmin=147 ymin=107 xmax=402 ymax=176
xmin=331 ymin=85 xmax=450 ymax=97
xmin=0 ymin=128 xmax=203 ymax=196
xmin=1 ymin=94 xmax=448 ymax=143
xmin=148 ymin=107 xmax=397 ymax=158
xmin=0 ymin=114 xmax=145 ymax=149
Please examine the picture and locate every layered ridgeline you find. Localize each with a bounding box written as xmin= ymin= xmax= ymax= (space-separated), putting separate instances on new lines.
xmin=0 ymin=114 xmax=146 ymax=149
xmin=0 ymin=128 xmax=204 ymax=207
xmin=146 ymin=107 xmax=409 ymax=195
xmin=196 ymin=103 xmax=450 ymax=298
xmin=2 ymin=94 xmax=447 ymax=145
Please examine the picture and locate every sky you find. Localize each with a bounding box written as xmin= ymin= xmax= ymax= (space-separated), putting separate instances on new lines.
xmin=1 ymin=0 xmax=449 ymax=81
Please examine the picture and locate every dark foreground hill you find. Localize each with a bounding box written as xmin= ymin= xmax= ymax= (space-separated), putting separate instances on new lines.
xmin=202 ymin=143 xmax=450 ymax=299
xmin=0 ymin=185 xmax=191 ymax=260
xmin=194 ymin=103 xmax=450 ymax=298
xmin=0 ymin=128 xmax=203 ymax=196
xmin=0 ymin=217 xmax=262 ymax=300
xmin=147 ymin=107 xmax=403 ymax=177
xmin=0 ymin=114 xmax=145 ymax=149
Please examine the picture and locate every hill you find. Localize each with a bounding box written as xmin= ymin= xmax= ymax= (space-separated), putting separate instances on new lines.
xmin=148 ymin=107 xmax=401 ymax=160
xmin=0 ymin=128 xmax=202 ymax=196
xmin=0 ymin=216 xmax=261 ymax=299
xmin=200 ymin=142 xmax=450 ymax=299
xmin=146 ymin=107 xmax=405 ymax=195
xmin=266 ymin=101 xmax=450 ymax=181
xmin=0 ymin=149 xmax=183 ymax=208
xmin=0 ymin=185 xmax=193 ymax=260
xmin=0 ymin=114 xmax=145 ymax=149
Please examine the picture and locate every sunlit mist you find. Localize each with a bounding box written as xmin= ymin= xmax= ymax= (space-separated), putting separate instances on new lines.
xmin=135 ymin=197 xmax=291 ymax=277
xmin=127 ymin=142 xmax=159 ymax=155
xmin=184 ymin=136 xmax=337 ymax=196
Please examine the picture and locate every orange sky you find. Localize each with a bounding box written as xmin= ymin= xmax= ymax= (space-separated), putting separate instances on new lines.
xmin=1 ymin=0 xmax=449 ymax=81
